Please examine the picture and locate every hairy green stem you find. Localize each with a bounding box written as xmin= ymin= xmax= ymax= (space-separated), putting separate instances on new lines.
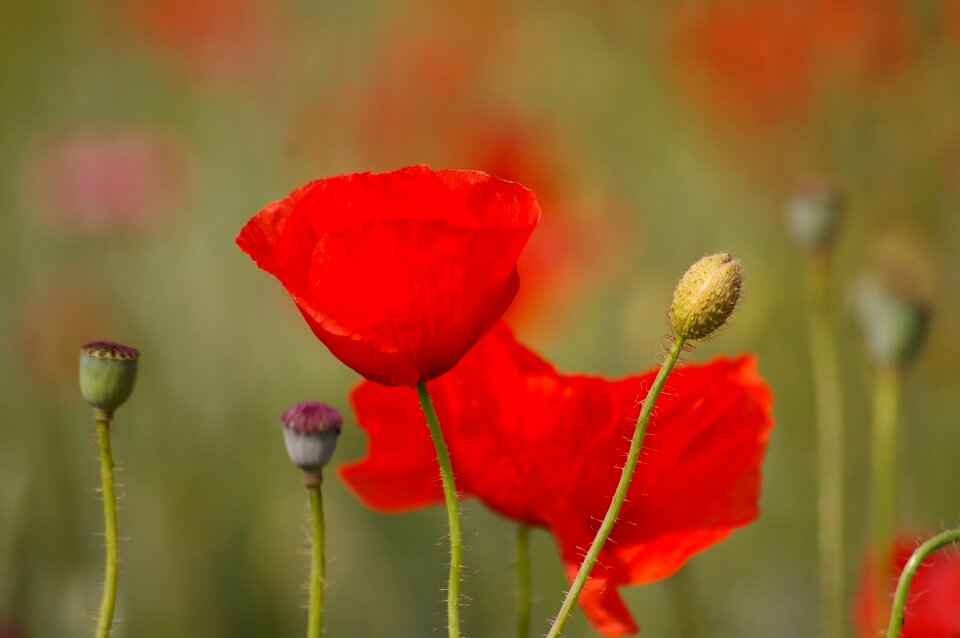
xmin=805 ymin=261 xmax=846 ymax=638
xmin=417 ymin=381 xmax=462 ymax=638
xmin=516 ymin=524 xmax=532 ymax=638
xmin=546 ymin=335 xmax=685 ymax=638
xmin=94 ymin=417 xmax=119 ymax=638
xmin=885 ymin=528 xmax=960 ymax=637
xmin=871 ymin=365 xmax=901 ymax=627
xmin=306 ymin=478 xmax=325 ymax=638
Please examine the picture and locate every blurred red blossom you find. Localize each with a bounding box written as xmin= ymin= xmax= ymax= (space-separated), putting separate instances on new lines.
xmin=948 ymin=1 xmax=960 ymax=42
xmin=23 ymin=128 xmax=186 ymax=234
xmin=286 ymin=1 xmax=623 ymax=330
xmin=0 ymin=619 xmax=25 ymax=638
xmin=853 ymin=534 xmax=960 ymax=638
xmin=9 ymin=274 xmax=114 ymax=392
xmin=105 ymin=0 xmax=294 ymax=87
xmin=341 ymin=323 xmax=774 ymax=635
xmin=236 ymin=165 xmax=540 ymax=387
xmin=669 ymin=0 xmax=913 ymax=131
xmin=453 ymin=117 xmax=630 ymax=331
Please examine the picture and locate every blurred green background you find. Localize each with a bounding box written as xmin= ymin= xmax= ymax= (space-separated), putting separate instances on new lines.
xmin=3 ymin=0 xmax=960 ymax=636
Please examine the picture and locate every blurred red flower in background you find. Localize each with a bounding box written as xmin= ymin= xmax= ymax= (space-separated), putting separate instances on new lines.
xmin=9 ymin=274 xmax=114 ymax=393
xmin=236 ymin=165 xmax=541 ymax=387
xmin=341 ymin=323 xmax=775 ymax=635
xmin=23 ymin=128 xmax=186 ymax=234
xmin=669 ymin=0 xmax=913 ymax=130
xmin=453 ymin=117 xmax=629 ymax=331
xmin=853 ymin=534 xmax=960 ymax=638
xmin=105 ymin=0 xmax=293 ymax=87
xmin=0 ymin=619 xmax=26 ymax=638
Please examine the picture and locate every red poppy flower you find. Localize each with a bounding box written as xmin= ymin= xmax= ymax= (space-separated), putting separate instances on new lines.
xmin=853 ymin=534 xmax=960 ymax=638
xmin=236 ymin=166 xmax=540 ymax=387
xmin=340 ymin=323 xmax=774 ymax=635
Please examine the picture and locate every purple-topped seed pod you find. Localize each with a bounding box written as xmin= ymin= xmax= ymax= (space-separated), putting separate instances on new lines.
xmin=280 ymin=402 xmax=343 ymax=476
xmin=79 ymin=340 xmax=140 ymax=418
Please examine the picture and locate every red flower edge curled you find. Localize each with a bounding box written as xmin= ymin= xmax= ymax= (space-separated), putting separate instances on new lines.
xmin=340 ymin=323 xmax=775 ymax=635
xmin=853 ymin=534 xmax=960 ymax=638
xmin=237 ymin=165 xmax=540 ymax=387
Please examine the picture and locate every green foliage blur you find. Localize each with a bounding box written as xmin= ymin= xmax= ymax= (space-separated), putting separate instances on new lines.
xmin=2 ymin=0 xmax=960 ymax=636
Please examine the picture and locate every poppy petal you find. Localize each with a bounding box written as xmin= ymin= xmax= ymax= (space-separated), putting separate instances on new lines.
xmin=560 ymin=563 xmax=639 ymax=637
xmin=342 ymin=324 xmax=774 ymax=635
xmin=338 ymin=382 xmax=445 ymax=511
xmin=237 ymin=166 xmax=540 ymax=386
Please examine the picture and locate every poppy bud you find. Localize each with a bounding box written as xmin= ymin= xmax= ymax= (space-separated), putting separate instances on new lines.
xmin=786 ymin=178 xmax=844 ymax=254
xmin=79 ymin=341 xmax=139 ymax=418
xmin=856 ymin=261 xmax=930 ymax=369
xmin=281 ymin=402 xmax=343 ymax=475
xmin=670 ymin=253 xmax=743 ymax=341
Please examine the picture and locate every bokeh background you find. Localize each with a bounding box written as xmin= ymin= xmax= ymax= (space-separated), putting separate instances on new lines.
xmin=3 ymin=0 xmax=960 ymax=636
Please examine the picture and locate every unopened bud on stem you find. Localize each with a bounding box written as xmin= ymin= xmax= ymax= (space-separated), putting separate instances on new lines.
xmin=280 ymin=402 xmax=343 ymax=477
xmin=786 ymin=178 xmax=844 ymax=254
xmin=856 ymin=258 xmax=930 ymax=369
xmin=670 ymin=253 xmax=743 ymax=341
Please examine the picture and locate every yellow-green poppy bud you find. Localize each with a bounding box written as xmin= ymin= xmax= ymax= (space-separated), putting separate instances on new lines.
xmin=670 ymin=253 xmax=744 ymax=341
xmin=79 ymin=341 xmax=140 ymax=418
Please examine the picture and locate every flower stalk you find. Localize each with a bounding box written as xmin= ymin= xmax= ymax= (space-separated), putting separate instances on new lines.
xmin=885 ymin=528 xmax=960 ymax=637
xmin=546 ymin=334 xmax=686 ymax=637
xmin=417 ymin=381 xmax=462 ymax=638
xmin=870 ymin=366 xmax=901 ymax=627
xmin=94 ymin=415 xmax=119 ymax=638
xmin=547 ymin=253 xmax=742 ymax=637
xmin=516 ymin=524 xmax=532 ymax=638
xmin=79 ymin=341 xmax=139 ymax=638
xmin=306 ymin=474 xmax=325 ymax=638
xmin=279 ymin=401 xmax=342 ymax=638
xmin=804 ymin=260 xmax=846 ymax=638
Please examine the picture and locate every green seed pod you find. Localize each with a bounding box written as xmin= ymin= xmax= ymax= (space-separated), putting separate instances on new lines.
xmin=79 ymin=341 xmax=140 ymax=418
xmin=786 ymin=178 xmax=844 ymax=254
xmin=670 ymin=253 xmax=744 ymax=341
xmin=856 ymin=263 xmax=930 ymax=369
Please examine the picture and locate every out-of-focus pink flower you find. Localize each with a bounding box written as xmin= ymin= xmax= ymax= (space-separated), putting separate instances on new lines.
xmin=853 ymin=534 xmax=960 ymax=637
xmin=105 ymin=0 xmax=294 ymax=87
xmin=9 ymin=274 xmax=115 ymax=392
xmin=24 ymin=128 xmax=186 ymax=234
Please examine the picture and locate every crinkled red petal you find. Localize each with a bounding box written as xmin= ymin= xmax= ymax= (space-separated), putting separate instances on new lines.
xmin=236 ymin=166 xmax=540 ymax=386
xmin=341 ymin=324 xmax=774 ymax=634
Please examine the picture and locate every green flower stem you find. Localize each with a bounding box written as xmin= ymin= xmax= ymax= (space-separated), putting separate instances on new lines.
xmin=516 ymin=524 xmax=532 ymax=638
xmin=417 ymin=381 xmax=462 ymax=638
xmin=546 ymin=335 xmax=685 ymax=638
xmin=871 ymin=365 xmax=902 ymax=626
xmin=805 ymin=260 xmax=846 ymax=638
xmin=885 ymin=528 xmax=960 ymax=637
xmin=306 ymin=476 xmax=325 ymax=638
xmin=94 ymin=416 xmax=119 ymax=638
xmin=666 ymin=565 xmax=702 ymax=638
